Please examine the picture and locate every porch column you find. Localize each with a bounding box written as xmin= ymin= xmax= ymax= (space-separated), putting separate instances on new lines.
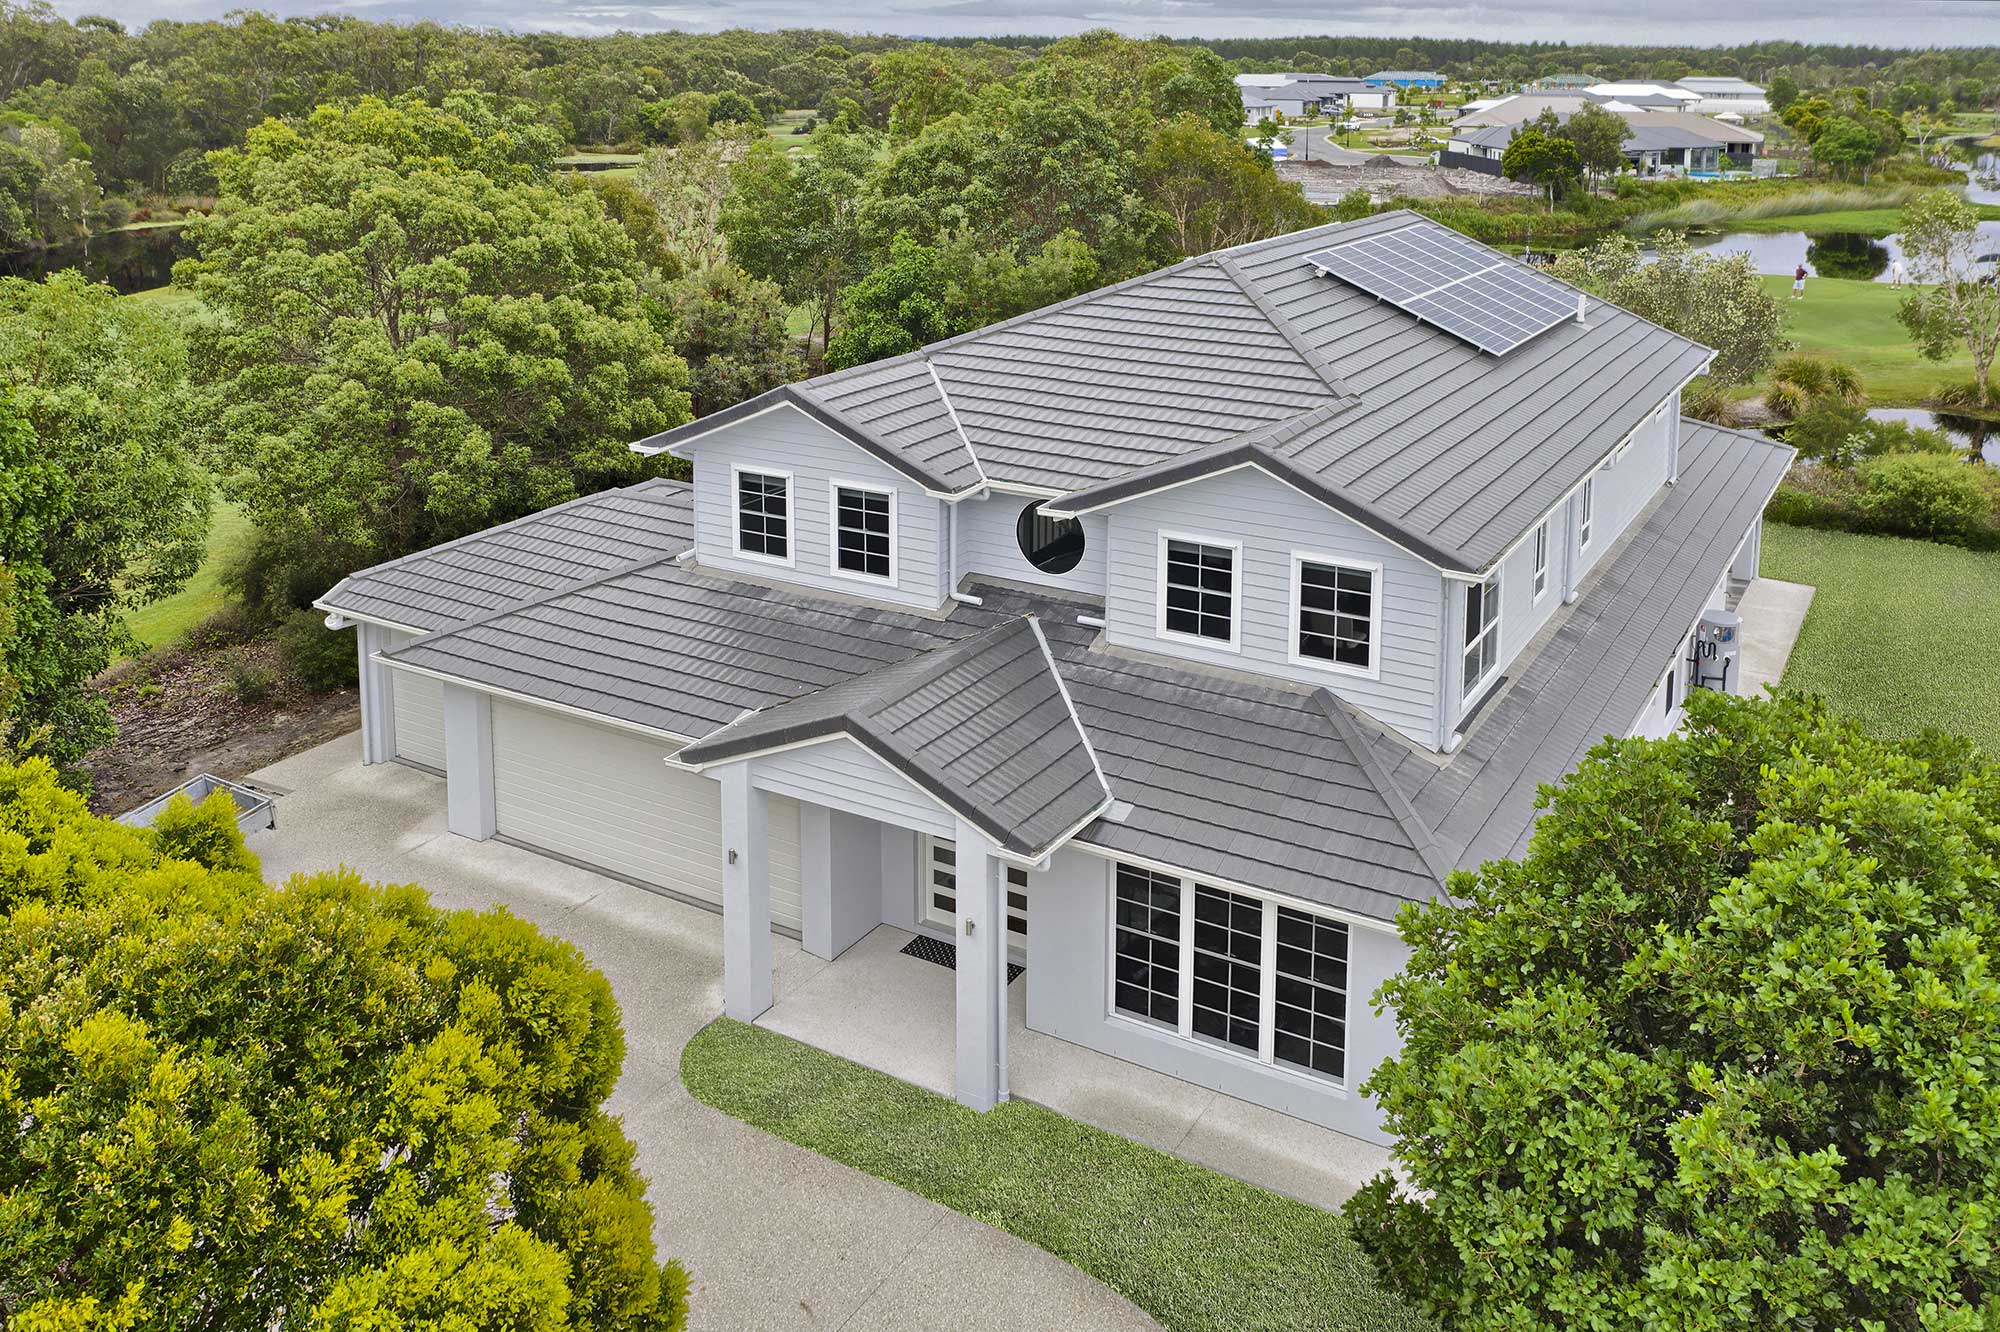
xmin=356 ymin=622 xmax=396 ymax=766
xmin=719 ymin=763 xmax=773 ymax=1021
xmin=441 ymin=683 xmax=495 ymax=839
xmin=953 ymin=819 xmax=1009 ymax=1112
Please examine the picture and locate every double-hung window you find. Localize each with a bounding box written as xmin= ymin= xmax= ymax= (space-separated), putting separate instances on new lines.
xmin=1159 ymin=534 xmax=1239 ymax=647
xmin=1579 ymin=475 xmax=1595 ymax=549
xmin=1111 ymin=864 xmax=1349 ymax=1084
xmin=1531 ymin=520 xmax=1550 ymax=601
xmin=1292 ymin=555 xmax=1379 ymax=676
xmin=830 ymin=481 xmax=894 ymax=583
xmin=734 ymin=467 xmax=790 ymax=563
xmin=1462 ymin=572 xmax=1501 ymax=700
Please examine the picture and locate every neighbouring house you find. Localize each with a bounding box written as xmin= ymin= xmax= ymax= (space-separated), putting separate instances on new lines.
xmin=1237 ymin=72 xmax=1392 ymax=118
xmin=1364 ymin=69 xmax=1447 ymax=90
xmin=317 ymin=213 xmax=1792 ymax=1147
xmin=1674 ymin=76 xmax=1771 ymax=117
xmin=1528 ymin=74 xmax=1598 ymax=91
xmin=1444 ymin=112 xmax=1765 ymax=176
xmin=1584 ymin=80 xmax=1703 ymax=110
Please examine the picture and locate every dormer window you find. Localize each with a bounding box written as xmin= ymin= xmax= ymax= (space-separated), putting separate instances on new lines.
xmin=831 ymin=480 xmax=895 ymax=583
xmin=1158 ymin=533 xmax=1239 ymax=649
xmin=734 ymin=466 xmax=791 ymax=564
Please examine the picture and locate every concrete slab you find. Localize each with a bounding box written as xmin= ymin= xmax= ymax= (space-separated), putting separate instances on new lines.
xmin=757 ymin=923 xmax=1394 ymax=1207
xmin=245 ymin=737 xmax=1158 ymax=1332
xmin=1736 ymin=577 xmax=1815 ymax=697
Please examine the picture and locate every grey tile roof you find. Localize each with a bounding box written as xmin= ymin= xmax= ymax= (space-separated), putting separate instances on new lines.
xmin=1366 ymin=420 xmax=1795 ymax=871
xmin=635 ymin=213 xmax=1711 ymax=575
xmin=679 ymin=618 xmax=1110 ymax=858
xmin=381 ymin=568 xmax=1446 ymax=918
xmin=314 ymin=478 xmax=695 ymax=632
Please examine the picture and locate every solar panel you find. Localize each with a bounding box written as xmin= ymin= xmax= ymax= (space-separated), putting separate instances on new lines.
xmin=1305 ymin=224 xmax=1580 ymax=355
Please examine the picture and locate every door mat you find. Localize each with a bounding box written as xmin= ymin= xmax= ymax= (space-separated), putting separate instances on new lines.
xmin=900 ymin=933 xmax=1025 ymax=984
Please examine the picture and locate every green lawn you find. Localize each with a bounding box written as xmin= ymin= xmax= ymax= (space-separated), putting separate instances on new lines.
xmin=1753 ymin=274 xmax=1972 ymax=405
xmin=681 ymin=1019 xmax=1435 ymax=1332
xmin=1760 ymin=523 xmax=2000 ymax=752
xmin=123 ymin=498 xmax=251 ymax=653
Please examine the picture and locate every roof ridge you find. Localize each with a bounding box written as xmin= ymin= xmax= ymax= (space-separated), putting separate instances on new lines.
xmin=1311 ymin=689 xmax=1454 ymax=886
xmin=1212 ymin=254 xmax=1358 ymax=401
xmin=923 ymin=357 xmax=990 ymax=492
xmin=1026 ymin=615 xmax=1111 ymax=802
xmin=317 ymin=477 xmax=690 ymax=613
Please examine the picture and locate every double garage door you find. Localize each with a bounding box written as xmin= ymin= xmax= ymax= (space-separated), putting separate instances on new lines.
xmin=488 ymin=700 xmax=804 ymax=932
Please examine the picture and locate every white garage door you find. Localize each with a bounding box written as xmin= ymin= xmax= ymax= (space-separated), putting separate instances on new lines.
xmin=490 ymin=700 xmax=803 ymax=931
xmin=386 ymin=630 xmax=446 ymax=772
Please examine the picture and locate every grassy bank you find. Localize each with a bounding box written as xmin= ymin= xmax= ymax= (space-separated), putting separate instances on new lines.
xmin=681 ymin=1019 xmax=1435 ymax=1332
xmin=1760 ymin=523 xmax=2000 ymax=752
xmin=1626 ymin=184 xmax=1928 ymax=234
xmin=124 ymin=499 xmax=250 ymax=652
xmin=1752 ymin=274 xmax=1971 ymax=405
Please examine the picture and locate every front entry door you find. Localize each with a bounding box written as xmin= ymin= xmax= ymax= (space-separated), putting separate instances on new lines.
xmin=921 ymin=836 xmax=1028 ymax=947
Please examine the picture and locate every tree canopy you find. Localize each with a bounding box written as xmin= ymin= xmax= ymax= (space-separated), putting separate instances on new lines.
xmin=1346 ymin=690 xmax=2000 ymax=1330
xmin=0 ymin=755 xmax=690 ymax=1327
xmin=179 ymin=95 xmax=688 ymax=604
xmin=1896 ymin=189 xmax=2000 ymax=406
xmin=0 ymin=272 xmax=207 ymax=765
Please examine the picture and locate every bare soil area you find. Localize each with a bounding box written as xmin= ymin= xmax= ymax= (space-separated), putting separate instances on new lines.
xmin=83 ymin=640 xmax=359 ymax=816
xmin=1280 ymin=158 xmax=1538 ymax=201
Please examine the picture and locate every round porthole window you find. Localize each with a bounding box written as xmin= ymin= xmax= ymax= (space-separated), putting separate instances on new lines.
xmin=1015 ymin=500 xmax=1085 ymax=575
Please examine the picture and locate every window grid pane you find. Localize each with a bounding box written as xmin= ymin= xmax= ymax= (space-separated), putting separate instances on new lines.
xmin=738 ymin=472 xmax=788 ymax=559
xmin=1164 ymin=540 xmax=1234 ymax=642
xmin=1297 ymin=561 xmax=1373 ymax=669
xmin=1113 ymin=866 xmax=1181 ymax=1027
xmin=1274 ymin=907 xmax=1348 ymax=1081
xmin=1532 ymin=523 xmax=1549 ymax=598
xmin=1190 ymin=885 xmax=1262 ymax=1052
xmin=835 ymin=486 xmax=891 ymax=579
xmin=1462 ymin=575 xmax=1501 ymax=698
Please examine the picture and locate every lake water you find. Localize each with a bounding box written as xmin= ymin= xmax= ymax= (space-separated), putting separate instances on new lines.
xmin=0 ymin=224 xmax=190 ymax=294
xmin=1868 ymin=406 xmax=1998 ymax=464
xmin=1954 ymin=150 xmax=1998 ymax=205
xmin=1688 ymin=220 xmax=2000 ymax=283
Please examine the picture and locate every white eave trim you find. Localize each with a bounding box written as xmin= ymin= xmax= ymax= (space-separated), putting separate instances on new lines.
xmin=311 ymin=601 xmax=430 ymax=638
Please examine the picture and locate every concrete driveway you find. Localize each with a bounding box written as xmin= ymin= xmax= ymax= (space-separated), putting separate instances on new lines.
xmin=247 ymin=734 xmax=1159 ymax=1332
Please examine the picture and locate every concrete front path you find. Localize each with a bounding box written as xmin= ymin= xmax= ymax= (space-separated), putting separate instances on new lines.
xmin=246 ymin=734 xmax=1159 ymax=1332
xmin=1737 ymin=577 xmax=1815 ymax=696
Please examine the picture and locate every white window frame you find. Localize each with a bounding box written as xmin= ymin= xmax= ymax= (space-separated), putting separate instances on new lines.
xmin=1531 ymin=520 xmax=1550 ymax=602
xmin=826 ymin=477 xmax=897 ymax=586
xmin=1461 ymin=571 xmax=1502 ymax=705
xmin=1155 ymin=530 xmax=1242 ymax=653
xmin=1286 ymin=551 xmax=1382 ymax=679
xmin=1578 ymin=475 xmax=1595 ymax=550
xmin=1103 ymin=865 xmax=1350 ymax=1090
xmin=730 ymin=464 xmax=795 ymax=568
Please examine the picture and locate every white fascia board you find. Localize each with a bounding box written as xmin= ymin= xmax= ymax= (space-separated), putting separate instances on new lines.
xmin=310 ymin=601 xmax=430 ymax=638
xmin=374 ymin=654 xmax=698 ymax=745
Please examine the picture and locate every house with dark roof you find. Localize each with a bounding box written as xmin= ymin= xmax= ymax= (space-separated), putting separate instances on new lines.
xmin=317 ymin=212 xmax=1791 ymax=1146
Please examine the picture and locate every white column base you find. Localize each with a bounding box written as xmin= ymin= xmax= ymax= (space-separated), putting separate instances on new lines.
xmin=720 ymin=764 xmax=773 ymax=1022
xmin=953 ymin=820 xmax=1009 ymax=1112
xmin=441 ymin=683 xmax=494 ymax=839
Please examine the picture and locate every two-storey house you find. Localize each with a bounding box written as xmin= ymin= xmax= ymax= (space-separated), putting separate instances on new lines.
xmin=318 ymin=213 xmax=1793 ymax=1145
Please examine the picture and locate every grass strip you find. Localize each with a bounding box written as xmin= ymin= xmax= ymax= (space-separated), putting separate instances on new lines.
xmin=680 ymin=1018 xmax=1435 ymax=1332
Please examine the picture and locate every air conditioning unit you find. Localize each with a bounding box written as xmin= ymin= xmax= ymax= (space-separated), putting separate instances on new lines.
xmin=1688 ymin=609 xmax=1740 ymax=695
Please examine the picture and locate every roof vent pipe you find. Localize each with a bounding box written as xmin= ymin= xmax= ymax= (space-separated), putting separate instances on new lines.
xmin=1575 ymin=292 xmax=1587 ymax=323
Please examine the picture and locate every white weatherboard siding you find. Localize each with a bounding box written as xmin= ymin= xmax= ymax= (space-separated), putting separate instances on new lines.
xmin=953 ymin=492 xmax=1109 ymax=598
xmin=386 ymin=630 xmax=447 ymax=771
xmin=1101 ymin=467 xmax=1443 ymax=746
xmin=489 ymin=701 xmax=803 ymax=931
xmin=690 ymin=405 xmax=949 ymax=609
xmin=1577 ymin=405 xmax=1673 ymax=581
xmin=748 ymin=736 xmax=955 ymax=840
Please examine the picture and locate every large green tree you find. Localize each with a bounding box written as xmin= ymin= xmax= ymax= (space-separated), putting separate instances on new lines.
xmin=1551 ymin=230 xmax=1785 ymax=407
xmin=1500 ymin=127 xmax=1581 ymax=209
xmin=721 ymin=125 xmax=878 ymax=353
xmin=0 ymin=756 xmax=690 ymax=1328
xmin=1137 ymin=115 xmax=1321 ymax=257
xmin=1897 ymin=188 xmax=2000 ymax=406
xmin=0 ymin=271 xmax=207 ymax=765
xmin=179 ymin=96 xmax=688 ymax=601
xmin=661 ymin=264 xmax=806 ymax=414
xmin=1346 ymin=690 xmax=2000 ymax=1331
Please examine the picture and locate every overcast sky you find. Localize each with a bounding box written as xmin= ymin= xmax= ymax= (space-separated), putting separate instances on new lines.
xmin=69 ymin=0 xmax=1999 ymax=48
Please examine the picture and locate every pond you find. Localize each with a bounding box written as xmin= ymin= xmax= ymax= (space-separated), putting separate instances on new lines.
xmin=0 ymin=223 xmax=190 ymax=295
xmin=1687 ymin=220 xmax=2000 ymax=283
xmin=1868 ymin=406 xmax=1999 ymax=465
xmin=1953 ymin=149 xmax=1998 ymax=206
